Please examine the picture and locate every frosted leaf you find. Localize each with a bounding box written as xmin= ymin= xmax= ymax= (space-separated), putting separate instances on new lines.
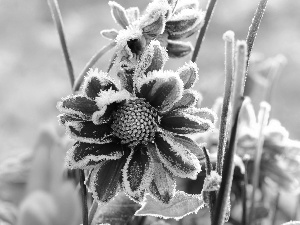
xmin=176 ymin=61 xmax=199 ymax=89
xmin=135 ymin=191 xmax=204 ymax=220
xmin=95 ymin=89 xmax=131 ymax=109
xmin=185 ymin=107 xmax=217 ymax=125
xmin=167 ymin=8 xmax=200 ymax=32
xmin=154 ymin=132 xmax=201 ymax=179
xmin=171 ymin=89 xmax=200 ymax=111
xmin=202 ymin=171 xmax=222 ymax=192
xmin=167 ymin=40 xmax=193 ymax=58
xmin=100 ymin=29 xmax=119 ymax=40
xmin=141 ymin=12 xmax=166 ymax=36
xmin=108 ymin=1 xmax=130 ymax=29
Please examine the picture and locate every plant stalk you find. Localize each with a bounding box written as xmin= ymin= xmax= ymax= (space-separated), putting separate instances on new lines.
xmin=80 ymin=170 xmax=89 ymax=225
xmin=47 ymin=0 xmax=75 ymax=87
xmin=88 ymin=200 xmax=98 ymax=225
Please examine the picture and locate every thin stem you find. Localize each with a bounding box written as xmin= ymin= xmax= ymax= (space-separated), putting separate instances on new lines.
xmin=73 ymin=42 xmax=117 ymax=92
xmin=216 ymin=31 xmax=235 ymax=176
xmin=80 ymin=170 xmax=89 ymax=225
xmin=47 ymin=0 xmax=75 ymax=87
xmin=88 ymin=200 xmax=98 ymax=225
xmin=212 ymin=42 xmax=248 ymax=225
xmin=246 ymin=0 xmax=269 ymax=71
xmin=191 ymin=0 xmax=218 ymax=62
xmin=242 ymin=159 xmax=249 ymax=225
xmin=293 ymin=194 xmax=300 ymax=220
xmin=271 ymin=190 xmax=280 ymax=225
xmin=203 ymin=147 xmax=212 ymax=175
xmin=249 ymin=102 xmax=271 ymax=225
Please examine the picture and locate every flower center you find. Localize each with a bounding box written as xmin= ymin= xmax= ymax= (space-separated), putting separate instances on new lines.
xmin=111 ymin=99 xmax=158 ymax=147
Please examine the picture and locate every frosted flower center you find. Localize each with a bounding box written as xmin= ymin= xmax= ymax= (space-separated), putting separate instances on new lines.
xmin=111 ymin=99 xmax=158 ymax=147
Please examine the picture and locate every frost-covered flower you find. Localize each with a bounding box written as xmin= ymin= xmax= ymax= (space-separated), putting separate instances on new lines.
xmin=57 ymin=44 xmax=215 ymax=204
xmin=101 ymin=0 xmax=205 ymax=69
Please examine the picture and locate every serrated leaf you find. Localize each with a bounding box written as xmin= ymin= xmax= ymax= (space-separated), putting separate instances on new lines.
xmin=135 ymin=191 xmax=204 ymax=220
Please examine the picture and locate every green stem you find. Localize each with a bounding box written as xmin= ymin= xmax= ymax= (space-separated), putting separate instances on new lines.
xmin=216 ymin=31 xmax=235 ymax=176
xmin=242 ymin=159 xmax=249 ymax=225
xmin=246 ymin=0 xmax=269 ymax=71
xmin=191 ymin=0 xmax=218 ymax=62
xmin=80 ymin=170 xmax=89 ymax=225
xmin=249 ymin=102 xmax=271 ymax=224
xmin=47 ymin=0 xmax=75 ymax=87
xmin=212 ymin=42 xmax=248 ymax=225
xmin=73 ymin=42 xmax=116 ymax=92
xmin=88 ymin=200 xmax=98 ymax=225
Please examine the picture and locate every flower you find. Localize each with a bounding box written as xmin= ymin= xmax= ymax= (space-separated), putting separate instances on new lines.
xmin=57 ymin=42 xmax=215 ymax=204
xmin=101 ymin=0 xmax=205 ymax=69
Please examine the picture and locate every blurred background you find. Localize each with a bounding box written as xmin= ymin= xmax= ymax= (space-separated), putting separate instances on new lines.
xmin=0 ymin=0 xmax=300 ymax=158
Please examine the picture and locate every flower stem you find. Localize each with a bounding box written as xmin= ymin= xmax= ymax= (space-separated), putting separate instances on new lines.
xmin=88 ymin=200 xmax=98 ymax=225
xmin=73 ymin=42 xmax=116 ymax=92
xmin=246 ymin=0 xmax=269 ymax=71
xmin=191 ymin=0 xmax=218 ymax=62
xmin=216 ymin=31 xmax=235 ymax=176
xmin=271 ymin=189 xmax=280 ymax=225
xmin=249 ymin=102 xmax=271 ymax=224
xmin=80 ymin=170 xmax=89 ymax=225
xmin=47 ymin=0 xmax=75 ymax=87
xmin=242 ymin=159 xmax=249 ymax=225
xmin=212 ymin=41 xmax=248 ymax=225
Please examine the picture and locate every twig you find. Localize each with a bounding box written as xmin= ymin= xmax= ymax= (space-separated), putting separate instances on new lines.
xmin=88 ymin=200 xmax=98 ymax=225
xmin=216 ymin=31 xmax=235 ymax=176
xmin=73 ymin=42 xmax=116 ymax=92
xmin=191 ymin=0 xmax=218 ymax=62
xmin=212 ymin=41 xmax=248 ymax=225
xmin=249 ymin=102 xmax=271 ymax=224
xmin=246 ymin=0 xmax=269 ymax=71
xmin=47 ymin=0 xmax=75 ymax=87
xmin=80 ymin=170 xmax=89 ymax=225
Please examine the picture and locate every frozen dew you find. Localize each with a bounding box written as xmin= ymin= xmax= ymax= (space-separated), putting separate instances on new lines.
xmin=202 ymin=170 xmax=222 ymax=192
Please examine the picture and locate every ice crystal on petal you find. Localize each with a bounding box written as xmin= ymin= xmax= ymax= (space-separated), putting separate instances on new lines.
xmin=95 ymin=89 xmax=131 ymax=109
xmin=108 ymin=1 xmax=130 ymax=29
xmin=177 ymin=61 xmax=199 ymax=89
xmin=202 ymin=171 xmax=222 ymax=191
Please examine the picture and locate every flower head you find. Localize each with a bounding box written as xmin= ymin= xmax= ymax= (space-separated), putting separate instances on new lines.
xmin=101 ymin=0 xmax=205 ymax=69
xmin=57 ymin=45 xmax=215 ymax=204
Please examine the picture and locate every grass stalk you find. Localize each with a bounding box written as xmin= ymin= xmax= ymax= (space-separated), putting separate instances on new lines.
xmin=47 ymin=0 xmax=75 ymax=87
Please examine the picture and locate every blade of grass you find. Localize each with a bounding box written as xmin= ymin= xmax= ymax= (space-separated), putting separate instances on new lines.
xmin=216 ymin=31 xmax=235 ymax=176
xmin=73 ymin=42 xmax=117 ymax=92
xmin=248 ymin=102 xmax=271 ymax=225
xmin=212 ymin=41 xmax=248 ymax=225
xmin=47 ymin=0 xmax=75 ymax=87
xmin=191 ymin=0 xmax=218 ymax=62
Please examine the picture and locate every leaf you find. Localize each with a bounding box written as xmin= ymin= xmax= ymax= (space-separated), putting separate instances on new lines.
xmin=93 ymin=193 xmax=141 ymax=225
xmin=135 ymin=191 xmax=204 ymax=220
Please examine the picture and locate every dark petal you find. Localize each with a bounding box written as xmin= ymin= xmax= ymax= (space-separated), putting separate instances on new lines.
xmin=58 ymin=114 xmax=83 ymax=126
xmin=137 ymin=73 xmax=183 ymax=113
xmin=100 ymin=29 xmax=119 ymax=40
xmin=166 ymin=12 xmax=198 ymax=34
xmin=92 ymin=103 xmax=119 ymax=125
xmin=170 ymin=89 xmax=200 ymax=111
xmin=185 ymin=107 xmax=217 ymax=125
xmin=57 ymin=95 xmax=99 ymax=120
xmin=160 ymin=110 xmax=214 ymax=134
xmin=123 ymin=145 xmax=154 ymax=201
xmin=108 ymin=1 xmax=130 ymax=29
xmin=142 ymin=14 xmax=165 ymax=37
xmin=82 ymin=74 xmax=118 ymax=100
xmin=65 ymin=142 xmax=123 ymax=169
xmin=117 ymin=70 xmax=134 ymax=93
xmin=89 ymin=158 xmax=127 ymax=203
xmin=149 ymin=162 xmax=176 ymax=204
xmin=167 ymin=40 xmax=193 ymax=58
xmin=177 ymin=61 xmax=198 ymax=89
xmin=65 ymin=121 xmax=115 ymax=144
xmin=154 ymin=132 xmax=201 ymax=179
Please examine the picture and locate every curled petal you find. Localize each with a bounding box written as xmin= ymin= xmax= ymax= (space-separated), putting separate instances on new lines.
xmin=177 ymin=61 xmax=199 ymax=89
xmin=65 ymin=121 xmax=115 ymax=144
xmin=82 ymin=69 xmax=118 ymax=100
xmin=137 ymin=71 xmax=183 ymax=113
xmin=65 ymin=142 xmax=123 ymax=169
xmin=171 ymin=89 xmax=201 ymax=111
xmin=101 ymin=29 xmax=119 ymax=40
xmin=161 ymin=110 xmax=214 ymax=134
xmin=167 ymin=40 xmax=193 ymax=58
xmin=117 ymin=70 xmax=134 ymax=93
xmin=57 ymin=95 xmax=99 ymax=120
xmin=89 ymin=157 xmax=126 ymax=203
xmin=92 ymin=103 xmax=119 ymax=125
xmin=154 ymin=132 xmax=201 ymax=179
xmin=108 ymin=1 xmax=130 ymax=29
xmin=122 ymin=146 xmax=154 ymax=202
xmin=58 ymin=114 xmax=83 ymax=126
xmin=185 ymin=107 xmax=217 ymax=125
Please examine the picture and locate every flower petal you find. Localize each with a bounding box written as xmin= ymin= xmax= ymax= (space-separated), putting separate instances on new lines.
xmin=117 ymin=70 xmax=134 ymax=93
xmin=57 ymin=95 xmax=99 ymax=120
xmin=166 ymin=40 xmax=193 ymax=58
xmin=108 ymin=1 xmax=130 ymax=29
xmin=126 ymin=7 xmax=140 ymax=24
xmin=65 ymin=142 xmax=123 ymax=169
xmin=170 ymin=89 xmax=201 ymax=111
xmin=137 ymin=71 xmax=183 ymax=113
xmin=100 ymin=29 xmax=119 ymax=40
xmin=58 ymin=114 xmax=83 ymax=126
xmin=154 ymin=132 xmax=201 ymax=179
xmin=122 ymin=145 xmax=154 ymax=202
xmin=176 ymin=61 xmax=198 ymax=89
xmin=184 ymin=107 xmax=217 ymax=125
xmin=161 ymin=110 xmax=214 ymax=134
xmin=92 ymin=103 xmax=119 ymax=125
xmin=149 ymin=162 xmax=176 ymax=204
xmin=82 ymin=70 xmax=118 ymax=100
xmin=65 ymin=121 xmax=115 ymax=144
xmin=174 ymin=0 xmax=199 ymax=13
xmin=89 ymin=157 xmax=126 ymax=203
